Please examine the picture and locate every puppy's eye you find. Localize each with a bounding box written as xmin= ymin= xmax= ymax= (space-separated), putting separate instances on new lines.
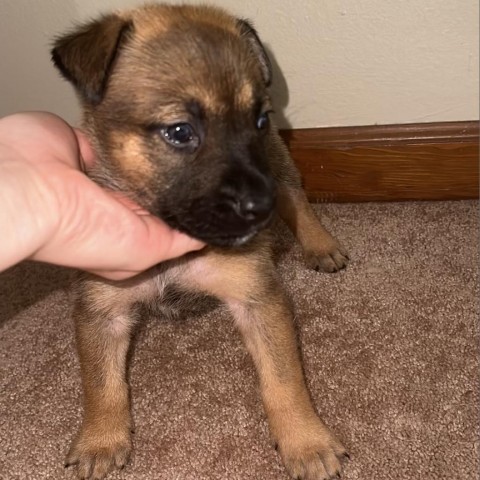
xmin=256 ymin=112 xmax=269 ymax=130
xmin=162 ymin=123 xmax=196 ymax=146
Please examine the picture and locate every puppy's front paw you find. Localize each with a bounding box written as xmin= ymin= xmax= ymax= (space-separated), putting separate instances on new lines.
xmin=304 ymin=242 xmax=349 ymax=273
xmin=276 ymin=421 xmax=348 ymax=480
xmin=65 ymin=422 xmax=131 ymax=479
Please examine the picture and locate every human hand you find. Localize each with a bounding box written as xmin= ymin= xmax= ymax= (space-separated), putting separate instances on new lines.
xmin=0 ymin=112 xmax=204 ymax=279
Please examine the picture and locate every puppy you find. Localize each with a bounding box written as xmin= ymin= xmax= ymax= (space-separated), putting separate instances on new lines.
xmin=52 ymin=4 xmax=349 ymax=480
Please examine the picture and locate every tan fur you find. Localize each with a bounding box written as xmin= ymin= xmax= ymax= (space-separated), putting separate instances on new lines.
xmin=277 ymin=185 xmax=350 ymax=272
xmin=236 ymin=81 xmax=255 ymax=110
xmin=108 ymin=132 xmax=155 ymax=180
xmin=132 ymin=4 xmax=241 ymax=39
xmin=53 ymin=4 xmax=350 ymax=480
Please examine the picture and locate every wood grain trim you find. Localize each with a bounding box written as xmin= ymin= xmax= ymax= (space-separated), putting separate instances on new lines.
xmin=279 ymin=121 xmax=479 ymax=203
xmin=281 ymin=121 xmax=479 ymax=148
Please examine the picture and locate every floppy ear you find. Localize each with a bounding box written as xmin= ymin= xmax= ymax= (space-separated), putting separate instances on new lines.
xmin=51 ymin=14 xmax=133 ymax=104
xmin=237 ymin=19 xmax=272 ymax=87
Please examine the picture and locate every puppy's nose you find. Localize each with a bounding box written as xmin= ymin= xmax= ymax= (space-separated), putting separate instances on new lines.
xmin=234 ymin=194 xmax=274 ymax=222
xmin=219 ymin=179 xmax=275 ymax=223
xmin=219 ymin=165 xmax=276 ymax=224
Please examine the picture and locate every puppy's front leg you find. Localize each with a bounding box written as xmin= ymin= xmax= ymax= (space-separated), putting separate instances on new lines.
xmin=277 ymin=185 xmax=349 ymax=273
xmin=232 ymin=291 xmax=347 ymax=480
xmin=267 ymin=129 xmax=349 ymax=272
xmin=185 ymin=248 xmax=347 ymax=480
xmin=66 ymin=279 xmax=143 ymax=479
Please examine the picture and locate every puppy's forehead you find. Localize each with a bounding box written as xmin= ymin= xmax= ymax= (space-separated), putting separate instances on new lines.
xmin=130 ymin=4 xmax=241 ymax=39
xmin=114 ymin=5 xmax=262 ymax=114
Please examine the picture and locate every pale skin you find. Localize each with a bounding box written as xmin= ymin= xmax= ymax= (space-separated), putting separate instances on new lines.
xmin=0 ymin=112 xmax=204 ymax=279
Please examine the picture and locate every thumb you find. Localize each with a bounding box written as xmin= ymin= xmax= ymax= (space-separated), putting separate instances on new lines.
xmin=91 ymin=218 xmax=205 ymax=280
xmin=126 ymin=214 xmax=205 ymax=270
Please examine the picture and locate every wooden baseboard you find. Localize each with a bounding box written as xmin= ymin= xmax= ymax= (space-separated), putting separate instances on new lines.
xmin=280 ymin=121 xmax=479 ymax=202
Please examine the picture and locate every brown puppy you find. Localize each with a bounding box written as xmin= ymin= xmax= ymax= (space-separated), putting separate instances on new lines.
xmin=52 ymin=4 xmax=349 ymax=480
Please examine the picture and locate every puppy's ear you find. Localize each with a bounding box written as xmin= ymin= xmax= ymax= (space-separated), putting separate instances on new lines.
xmin=51 ymin=14 xmax=133 ymax=104
xmin=237 ymin=19 xmax=272 ymax=87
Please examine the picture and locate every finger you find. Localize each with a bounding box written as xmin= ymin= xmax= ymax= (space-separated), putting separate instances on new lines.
xmin=35 ymin=174 xmax=205 ymax=275
xmin=85 ymin=214 xmax=205 ymax=276
xmin=1 ymin=112 xmax=81 ymax=168
xmin=87 ymin=269 xmax=140 ymax=281
xmin=74 ymin=128 xmax=96 ymax=170
xmin=107 ymin=191 xmax=151 ymax=215
xmin=88 ymin=228 xmax=205 ymax=280
xmin=127 ymin=216 xmax=205 ymax=269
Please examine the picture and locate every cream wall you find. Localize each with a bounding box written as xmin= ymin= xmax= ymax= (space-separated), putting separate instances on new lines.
xmin=0 ymin=0 xmax=478 ymax=129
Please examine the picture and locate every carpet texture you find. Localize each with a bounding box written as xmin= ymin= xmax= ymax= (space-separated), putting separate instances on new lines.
xmin=0 ymin=201 xmax=478 ymax=480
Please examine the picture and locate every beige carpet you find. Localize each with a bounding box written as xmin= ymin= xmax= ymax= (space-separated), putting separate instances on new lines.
xmin=1 ymin=201 xmax=478 ymax=480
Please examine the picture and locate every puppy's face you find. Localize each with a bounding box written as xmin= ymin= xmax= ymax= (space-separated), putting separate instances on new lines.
xmin=52 ymin=5 xmax=276 ymax=246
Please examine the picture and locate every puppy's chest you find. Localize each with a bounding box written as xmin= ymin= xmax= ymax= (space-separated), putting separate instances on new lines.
xmin=144 ymin=256 xmax=218 ymax=317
